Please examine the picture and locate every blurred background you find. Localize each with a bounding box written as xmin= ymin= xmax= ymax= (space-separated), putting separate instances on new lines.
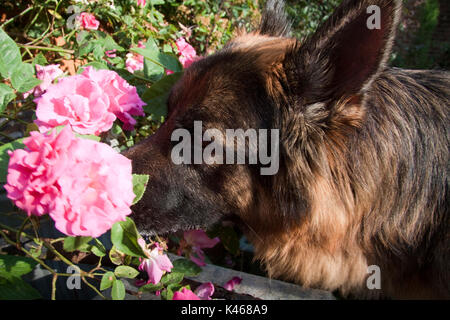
xmin=1 ymin=0 xmax=449 ymax=70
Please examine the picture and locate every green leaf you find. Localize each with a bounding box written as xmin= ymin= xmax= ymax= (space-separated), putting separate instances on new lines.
xmin=100 ymin=272 xmax=115 ymax=291
xmin=171 ymin=258 xmax=202 ymax=277
xmin=33 ymin=53 xmax=48 ymax=66
xmin=0 ymin=275 xmax=41 ymax=300
xmin=161 ymin=283 xmax=181 ymax=300
xmin=114 ymin=266 xmax=139 ymax=279
xmin=91 ymin=238 xmax=106 ymax=257
xmin=132 ymin=174 xmax=149 ymax=205
xmin=0 ymin=255 xmax=38 ymax=279
xmin=143 ymin=58 xmax=164 ymax=82
xmin=10 ymin=63 xmax=42 ymax=93
xmin=0 ymin=28 xmax=22 ymax=79
xmin=0 ymin=138 xmax=25 ymax=183
xmin=111 ymin=279 xmax=126 ymax=300
xmin=131 ymin=47 xmax=182 ymax=72
xmin=0 ymin=83 xmax=15 ymax=113
xmin=110 ymin=217 xmax=146 ymax=258
xmin=139 ymin=282 xmax=163 ymax=292
xmin=141 ymin=72 xmax=182 ymax=121
xmin=78 ymin=61 xmax=109 ymax=73
xmin=161 ymin=272 xmax=184 ymax=286
xmin=63 ymin=236 xmax=93 ymax=252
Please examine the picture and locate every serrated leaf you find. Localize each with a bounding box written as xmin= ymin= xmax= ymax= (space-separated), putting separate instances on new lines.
xmin=110 ymin=217 xmax=146 ymax=258
xmin=111 ymin=279 xmax=126 ymax=300
xmin=132 ymin=174 xmax=149 ymax=205
xmin=0 ymin=83 xmax=15 ymax=112
xmin=63 ymin=236 xmax=93 ymax=252
xmin=0 ymin=28 xmax=22 ymax=79
xmin=0 ymin=138 xmax=25 ymax=183
xmin=161 ymin=272 xmax=184 ymax=286
xmin=114 ymin=266 xmax=139 ymax=279
xmin=138 ymin=282 xmax=164 ymax=292
xmin=100 ymin=271 xmax=115 ymax=291
xmin=171 ymin=258 xmax=202 ymax=277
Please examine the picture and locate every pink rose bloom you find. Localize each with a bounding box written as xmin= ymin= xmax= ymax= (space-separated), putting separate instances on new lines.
xmin=224 ymin=276 xmax=242 ymax=291
xmin=4 ymin=128 xmax=73 ymax=216
xmin=175 ymin=37 xmax=197 ymax=68
xmin=183 ymin=230 xmax=220 ymax=266
xmin=137 ymin=0 xmax=146 ymax=7
xmin=194 ymin=282 xmax=214 ymax=300
xmin=5 ymin=127 xmax=135 ymax=238
xmin=81 ymin=67 xmax=145 ymax=130
xmin=24 ymin=64 xmax=63 ymax=99
xmin=172 ymin=288 xmax=201 ymax=300
xmin=79 ymin=12 xmax=100 ymax=30
xmin=137 ymin=239 xmax=173 ymax=285
xmin=49 ymin=129 xmax=135 ymax=237
xmin=125 ymin=53 xmax=144 ymax=73
xmin=125 ymin=41 xmax=146 ymax=73
xmin=35 ymin=74 xmax=116 ymax=135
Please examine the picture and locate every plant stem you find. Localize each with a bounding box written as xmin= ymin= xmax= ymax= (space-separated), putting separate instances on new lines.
xmin=0 ymin=7 xmax=33 ymax=28
xmin=51 ymin=274 xmax=58 ymax=300
xmin=17 ymin=44 xmax=74 ymax=55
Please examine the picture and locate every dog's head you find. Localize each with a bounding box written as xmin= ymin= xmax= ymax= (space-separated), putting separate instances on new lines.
xmin=124 ymin=0 xmax=401 ymax=236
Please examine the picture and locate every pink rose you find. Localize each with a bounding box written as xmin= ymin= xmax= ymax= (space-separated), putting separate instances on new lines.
xmin=137 ymin=239 xmax=174 ymax=285
xmin=224 ymin=276 xmax=242 ymax=291
xmin=35 ymin=67 xmax=145 ymax=134
xmin=49 ymin=129 xmax=135 ymax=237
xmin=5 ymin=127 xmax=135 ymax=238
xmin=183 ymin=230 xmax=220 ymax=266
xmin=4 ymin=128 xmax=73 ymax=216
xmin=125 ymin=41 xmax=146 ymax=73
xmin=79 ymin=12 xmax=100 ymax=30
xmin=81 ymin=67 xmax=145 ymax=131
xmin=35 ymin=74 xmax=116 ymax=135
xmin=172 ymin=288 xmax=201 ymax=300
xmin=24 ymin=64 xmax=64 ymax=99
xmin=175 ymin=37 xmax=197 ymax=68
xmin=137 ymin=0 xmax=146 ymax=7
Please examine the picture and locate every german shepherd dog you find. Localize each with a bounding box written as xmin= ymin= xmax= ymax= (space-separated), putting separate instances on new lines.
xmin=124 ymin=0 xmax=449 ymax=299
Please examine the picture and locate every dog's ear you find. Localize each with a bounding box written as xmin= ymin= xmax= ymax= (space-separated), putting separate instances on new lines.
xmin=259 ymin=0 xmax=291 ymax=37
xmin=286 ymin=0 xmax=402 ymax=103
